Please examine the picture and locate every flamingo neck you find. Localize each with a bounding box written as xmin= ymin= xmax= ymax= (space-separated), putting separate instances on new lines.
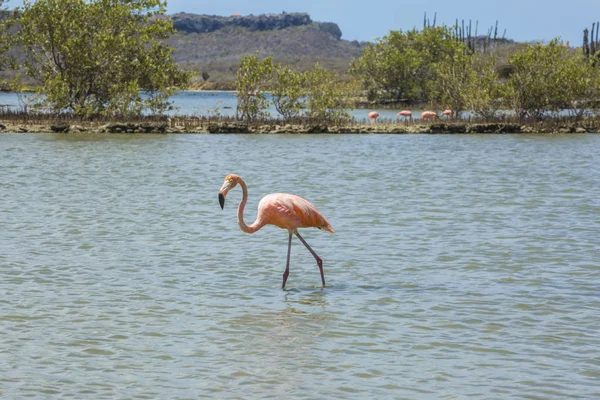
xmin=237 ymin=178 xmax=262 ymax=234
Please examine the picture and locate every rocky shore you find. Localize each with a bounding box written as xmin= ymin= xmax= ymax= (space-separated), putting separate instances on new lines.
xmin=0 ymin=120 xmax=596 ymax=134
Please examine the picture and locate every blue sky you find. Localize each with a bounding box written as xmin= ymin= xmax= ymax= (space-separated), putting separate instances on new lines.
xmin=164 ymin=0 xmax=600 ymax=45
xmin=6 ymin=0 xmax=600 ymax=45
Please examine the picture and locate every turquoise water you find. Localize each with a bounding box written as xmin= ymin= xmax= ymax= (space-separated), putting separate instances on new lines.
xmin=1 ymin=133 xmax=600 ymax=399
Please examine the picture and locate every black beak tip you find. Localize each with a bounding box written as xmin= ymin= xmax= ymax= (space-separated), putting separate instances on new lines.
xmin=219 ymin=193 xmax=225 ymax=210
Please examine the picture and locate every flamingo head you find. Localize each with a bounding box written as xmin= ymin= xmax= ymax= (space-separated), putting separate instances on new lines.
xmin=219 ymin=174 xmax=240 ymax=209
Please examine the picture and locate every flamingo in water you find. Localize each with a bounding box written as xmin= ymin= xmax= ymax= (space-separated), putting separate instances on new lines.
xmin=219 ymin=174 xmax=334 ymax=289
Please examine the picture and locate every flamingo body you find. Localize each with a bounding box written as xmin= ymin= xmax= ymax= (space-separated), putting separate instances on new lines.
xmin=442 ymin=109 xmax=452 ymax=118
xmin=421 ymin=111 xmax=437 ymax=120
xmin=397 ymin=110 xmax=413 ymax=122
xmin=368 ymin=111 xmax=380 ymax=124
xmin=257 ymin=193 xmax=334 ymax=233
xmin=219 ymin=174 xmax=333 ymax=288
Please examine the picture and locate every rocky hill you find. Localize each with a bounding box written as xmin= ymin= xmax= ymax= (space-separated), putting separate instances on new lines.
xmin=164 ymin=12 xmax=366 ymax=89
xmin=0 ymin=12 xmax=366 ymax=89
xmin=171 ymin=12 xmax=340 ymax=36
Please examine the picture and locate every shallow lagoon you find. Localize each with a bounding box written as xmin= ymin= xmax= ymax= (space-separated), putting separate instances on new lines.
xmin=0 ymin=90 xmax=448 ymax=121
xmin=1 ymin=90 xmax=595 ymax=123
xmin=1 ymin=133 xmax=599 ymax=399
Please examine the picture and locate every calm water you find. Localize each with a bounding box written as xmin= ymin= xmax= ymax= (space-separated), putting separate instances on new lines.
xmin=1 ymin=133 xmax=600 ymax=399
xmin=1 ymin=91 xmax=592 ymax=120
xmin=0 ymin=91 xmax=427 ymax=121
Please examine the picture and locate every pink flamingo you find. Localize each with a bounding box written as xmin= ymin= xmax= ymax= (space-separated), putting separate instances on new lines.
xmin=368 ymin=111 xmax=380 ymax=124
xmin=442 ymin=109 xmax=452 ymax=118
xmin=219 ymin=174 xmax=334 ymax=289
xmin=421 ymin=111 xmax=438 ymax=120
xmin=397 ymin=110 xmax=413 ymax=122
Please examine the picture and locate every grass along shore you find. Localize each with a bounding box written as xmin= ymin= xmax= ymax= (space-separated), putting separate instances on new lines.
xmin=0 ymin=113 xmax=599 ymax=134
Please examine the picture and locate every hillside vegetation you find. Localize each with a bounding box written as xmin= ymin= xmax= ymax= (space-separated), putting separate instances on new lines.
xmin=0 ymin=11 xmax=366 ymax=89
xmin=164 ymin=13 xmax=366 ymax=89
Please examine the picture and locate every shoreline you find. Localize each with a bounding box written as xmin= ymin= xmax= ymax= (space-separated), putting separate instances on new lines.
xmin=0 ymin=120 xmax=597 ymax=134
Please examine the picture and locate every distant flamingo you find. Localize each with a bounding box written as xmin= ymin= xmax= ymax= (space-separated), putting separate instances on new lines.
xmin=368 ymin=111 xmax=380 ymax=124
xmin=421 ymin=111 xmax=438 ymax=120
xmin=442 ymin=109 xmax=452 ymax=118
xmin=219 ymin=174 xmax=334 ymax=289
xmin=397 ymin=110 xmax=413 ymax=122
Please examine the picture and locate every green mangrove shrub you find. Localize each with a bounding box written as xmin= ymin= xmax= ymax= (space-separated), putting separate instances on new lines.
xmin=465 ymin=55 xmax=502 ymax=118
xmin=500 ymin=39 xmax=580 ymax=118
xmin=432 ymin=51 xmax=473 ymax=117
xmin=0 ymin=0 xmax=15 ymax=79
xmin=558 ymin=52 xmax=600 ymax=117
xmin=234 ymin=56 xmax=358 ymax=122
xmin=271 ymin=64 xmax=306 ymax=120
xmin=234 ymin=53 xmax=273 ymax=121
xmin=303 ymin=64 xmax=358 ymax=122
xmin=433 ymin=53 xmax=501 ymax=118
xmin=350 ymin=26 xmax=466 ymax=104
xmin=15 ymin=0 xmax=190 ymax=117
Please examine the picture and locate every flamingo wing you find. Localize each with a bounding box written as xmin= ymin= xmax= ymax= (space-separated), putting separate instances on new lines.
xmin=258 ymin=193 xmax=334 ymax=232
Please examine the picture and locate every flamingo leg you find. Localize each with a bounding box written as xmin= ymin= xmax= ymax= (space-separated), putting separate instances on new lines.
xmin=294 ymin=230 xmax=325 ymax=287
xmin=282 ymin=232 xmax=292 ymax=289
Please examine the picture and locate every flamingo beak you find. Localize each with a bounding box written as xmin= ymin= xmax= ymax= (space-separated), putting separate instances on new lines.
xmin=219 ymin=181 xmax=231 ymax=210
xmin=219 ymin=192 xmax=225 ymax=210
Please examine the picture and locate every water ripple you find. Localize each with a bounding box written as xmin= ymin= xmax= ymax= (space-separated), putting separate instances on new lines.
xmin=1 ymin=133 xmax=600 ymax=399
